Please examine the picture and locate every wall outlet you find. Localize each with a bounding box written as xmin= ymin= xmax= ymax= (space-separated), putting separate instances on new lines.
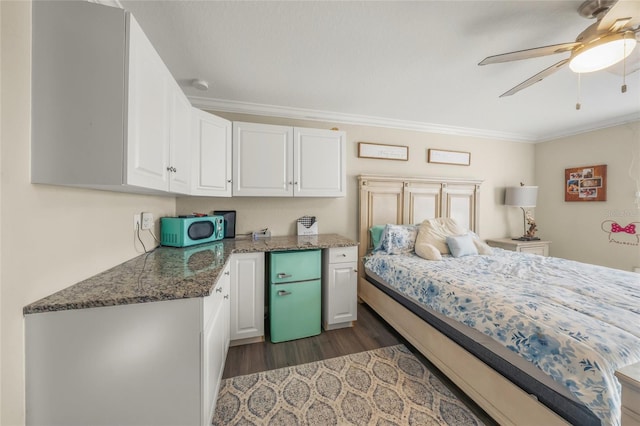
xmin=133 ymin=213 xmax=141 ymax=230
xmin=141 ymin=212 xmax=154 ymax=230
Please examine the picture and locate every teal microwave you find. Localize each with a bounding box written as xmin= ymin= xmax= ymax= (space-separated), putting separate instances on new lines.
xmin=160 ymin=216 xmax=224 ymax=247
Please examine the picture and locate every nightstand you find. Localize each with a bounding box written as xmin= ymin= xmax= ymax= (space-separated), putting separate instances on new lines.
xmin=616 ymin=362 xmax=640 ymax=426
xmin=486 ymin=238 xmax=551 ymax=256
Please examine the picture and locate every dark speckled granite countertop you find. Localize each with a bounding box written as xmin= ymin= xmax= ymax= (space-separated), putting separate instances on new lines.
xmin=24 ymin=234 xmax=357 ymax=315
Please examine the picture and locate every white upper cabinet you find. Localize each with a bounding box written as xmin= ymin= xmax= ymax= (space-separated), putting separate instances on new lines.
xmin=191 ymin=109 xmax=232 ymax=197
xmin=294 ymin=127 xmax=346 ymax=197
xmin=232 ymin=122 xmax=346 ymax=197
xmin=31 ymin=1 xmax=190 ymax=194
xmin=232 ymin=122 xmax=293 ymax=197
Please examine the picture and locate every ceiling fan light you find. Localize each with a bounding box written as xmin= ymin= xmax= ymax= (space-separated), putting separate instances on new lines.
xmin=569 ymin=35 xmax=637 ymax=73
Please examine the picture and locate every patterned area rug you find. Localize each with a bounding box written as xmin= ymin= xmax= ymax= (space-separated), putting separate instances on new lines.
xmin=212 ymin=344 xmax=485 ymax=425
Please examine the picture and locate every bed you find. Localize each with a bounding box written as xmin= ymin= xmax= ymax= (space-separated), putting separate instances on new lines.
xmin=357 ymin=174 xmax=640 ymax=426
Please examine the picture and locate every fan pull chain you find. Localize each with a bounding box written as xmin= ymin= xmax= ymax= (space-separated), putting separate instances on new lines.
xmin=576 ymin=73 xmax=581 ymax=110
xmin=622 ymin=32 xmax=628 ymax=93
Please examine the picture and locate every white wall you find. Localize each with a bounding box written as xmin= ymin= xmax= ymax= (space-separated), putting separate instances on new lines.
xmin=0 ymin=3 xmax=176 ymax=424
xmin=535 ymin=122 xmax=640 ymax=271
xmin=178 ymin=111 xmax=535 ymax=241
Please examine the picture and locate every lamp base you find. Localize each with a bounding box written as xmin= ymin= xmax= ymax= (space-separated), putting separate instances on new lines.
xmin=512 ymin=236 xmax=541 ymax=241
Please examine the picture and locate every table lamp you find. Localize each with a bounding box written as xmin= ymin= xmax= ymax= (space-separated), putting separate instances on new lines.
xmin=505 ymin=183 xmax=539 ymax=241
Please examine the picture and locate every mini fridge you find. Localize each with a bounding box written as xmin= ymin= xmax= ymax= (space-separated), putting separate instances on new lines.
xmin=269 ymin=249 xmax=321 ymax=343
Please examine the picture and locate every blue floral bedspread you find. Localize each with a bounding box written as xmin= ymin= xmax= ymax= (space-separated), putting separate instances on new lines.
xmin=363 ymin=249 xmax=640 ymax=425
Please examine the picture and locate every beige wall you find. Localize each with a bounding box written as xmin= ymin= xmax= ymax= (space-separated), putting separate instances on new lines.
xmin=535 ymin=122 xmax=640 ymax=271
xmin=3 ymin=2 xmax=634 ymax=424
xmin=0 ymin=3 xmax=176 ymax=424
xmin=178 ymin=111 xmax=535 ymax=241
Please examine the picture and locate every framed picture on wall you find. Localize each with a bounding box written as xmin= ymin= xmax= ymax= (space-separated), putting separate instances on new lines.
xmin=565 ymin=164 xmax=607 ymax=201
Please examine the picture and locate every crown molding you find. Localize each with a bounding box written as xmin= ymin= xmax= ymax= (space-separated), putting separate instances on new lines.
xmin=89 ymin=0 xmax=123 ymax=9
xmin=188 ymin=96 xmax=640 ymax=143
xmin=188 ymin=96 xmax=539 ymax=143
xmin=536 ymin=112 xmax=640 ymax=142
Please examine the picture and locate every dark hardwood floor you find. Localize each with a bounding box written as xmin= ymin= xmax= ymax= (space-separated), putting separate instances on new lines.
xmin=222 ymin=303 xmax=402 ymax=378
xmin=222 ymin=302 xmax=497 ymax=425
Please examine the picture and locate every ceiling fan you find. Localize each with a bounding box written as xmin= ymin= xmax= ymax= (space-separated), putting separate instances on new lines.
xmin=479 ymin=0 xmax=640 ymax=97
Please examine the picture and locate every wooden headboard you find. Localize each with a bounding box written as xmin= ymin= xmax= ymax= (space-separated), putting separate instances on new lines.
xmin=358 ymin=174 xmax=482 ymax=264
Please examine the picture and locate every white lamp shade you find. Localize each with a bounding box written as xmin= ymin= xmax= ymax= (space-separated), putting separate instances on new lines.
xmin=505 ymin=186 xmax=538 ymax=207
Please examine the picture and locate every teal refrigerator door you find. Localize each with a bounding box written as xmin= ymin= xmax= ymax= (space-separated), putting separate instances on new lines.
xmin=269 ymin=279 xmax=321 ymax=343
xmin=270 ymin=250 xmax=321 ymax=283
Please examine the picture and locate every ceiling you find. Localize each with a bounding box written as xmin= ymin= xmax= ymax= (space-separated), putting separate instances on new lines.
xmin=118 ymin=0 xmax=640 ymax=142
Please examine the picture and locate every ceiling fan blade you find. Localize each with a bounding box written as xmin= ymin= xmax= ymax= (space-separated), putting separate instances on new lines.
xmin=597 ymin=0 xmax=640 ymax=31
xmin=500 ymin=59 xmax=569 ymax=97
xmin=479 ymin=42 xmax=580 ymax=66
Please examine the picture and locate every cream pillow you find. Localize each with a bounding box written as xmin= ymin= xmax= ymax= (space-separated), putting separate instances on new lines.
xmin=416 ymin=218 xmax=466 ymax=255
xmin=473 ymin=238 xmax=493 ymax=255
xmin=415 ymin=242 xmax=442 ymax=261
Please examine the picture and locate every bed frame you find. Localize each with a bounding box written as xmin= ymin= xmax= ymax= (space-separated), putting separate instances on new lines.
xmin=357 ymin=174 xmax=570 ymax=426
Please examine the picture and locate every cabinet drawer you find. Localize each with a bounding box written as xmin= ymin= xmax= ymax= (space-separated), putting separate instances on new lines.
xmin=326 ymin=246 xmax=357 ymax=264
xmin=520 ymin=245 xmax=548 ymax=256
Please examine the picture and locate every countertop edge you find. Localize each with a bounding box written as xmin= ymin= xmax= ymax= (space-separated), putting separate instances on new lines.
xmin=24 ymin=235 xmax=358 ymax=315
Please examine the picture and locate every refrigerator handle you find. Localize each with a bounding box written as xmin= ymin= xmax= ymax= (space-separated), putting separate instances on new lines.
xmin=277 ymin=273 xmax=292 ymax=279
xmin=277 ymin=290 xmax=292 ymax=296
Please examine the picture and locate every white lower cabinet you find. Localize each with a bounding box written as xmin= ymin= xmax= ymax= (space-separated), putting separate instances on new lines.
xmin=229 ymin=252 xmax=265 ymax=344
xmin=202 ymin=264 xmax=231 ymax=424
xmin=25 ymin=274 xmax=230 ymax=426
xmin=322 ymin=246 xmax=358 ymax=330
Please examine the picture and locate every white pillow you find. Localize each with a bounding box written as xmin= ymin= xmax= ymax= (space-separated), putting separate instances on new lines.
xmin=416 ymin=218 xmax=466 ymax=255
xmin=446 ymin=234 xmax=479 ymax=257
xmin=415 ymin=242 xmax=442 ymax=261
xmin=473 ymin=238 xmax=493 ymax=255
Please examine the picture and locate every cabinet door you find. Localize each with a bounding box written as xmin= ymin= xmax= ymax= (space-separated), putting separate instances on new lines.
xmin=168 ymin=86 xmax=192 ymax=194
xmin=202 ymin=264 xmax=231 ymax=425
xmin=403 ymin=182 xmax=441 ymax=224
xmin=125 ymin=15 xmax=171 ymax=191
xmin=229 ymin=253 xmax=265 ymax=341
xmin=326 ymin=263 xmax=357 ymax=326
xmin=232 ymin=122 xmax=293 ymax=196
xmin=191 ymin=109 xmax=232 ymax=196
xmin=293 ymin=128 xmax=346 ymax=197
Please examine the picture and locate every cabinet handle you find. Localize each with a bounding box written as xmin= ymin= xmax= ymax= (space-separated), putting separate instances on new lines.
xmin=215 ymin=287 xmax=222 ymax=293
xmin=224 ymin=295 xmax=229 ymax=299
xmin=277 ymin=290 xmax=292 ymax=296
xmin=224 ymin=271 xmax=230 ymax=276
xmin=227 ymin=179 xmax=232 ymax=183
xmin=294 ymin=181 xmax=298 ymax=185
xmin=166 ymin=166 xmax=172 ymax=172
xmin=173 ymin=167 xmax=177 ymax=173
xmin=353 ymin=268 xmax=358 ymax=273
xmin=288 ymin=181 xmax=293 ymax=186
xmin=277 ymin=273 xmax=292 ymax=279
xmin=340 ymin=253 xmax=347 ymax=257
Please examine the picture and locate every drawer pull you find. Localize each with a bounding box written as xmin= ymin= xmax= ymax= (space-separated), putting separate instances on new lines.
xmin=277 ymin=290 xmax=292 ymax=296
xmin=224 ymin=295 xmax=229 ymax=299
xmin=224 ymin=271 xmax=230 ymax=276
xmin=340 ymin=253 xmax=347 ymax=257
xmin=277 ymin=273 xmax=292 ymax=279
xmin=215 ymin=287 xmax=222 ymax=293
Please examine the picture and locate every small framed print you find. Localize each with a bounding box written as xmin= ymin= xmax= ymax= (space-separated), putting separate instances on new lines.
xmin=565 ymin=164 xmax=607 ymax=202
xmin=358 ymin=142 xmax=408 ymax=161
xmin=427 ymin=149 xmax=471 ymax=166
